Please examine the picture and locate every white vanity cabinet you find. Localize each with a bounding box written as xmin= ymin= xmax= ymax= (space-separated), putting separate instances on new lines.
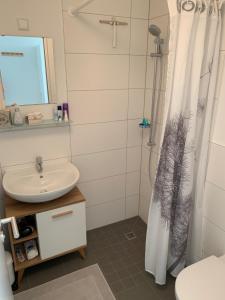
xmin=36 ymin=202 xmax=86 ymax=260
xmin=5 ymin=187 xmax=86 ymax=286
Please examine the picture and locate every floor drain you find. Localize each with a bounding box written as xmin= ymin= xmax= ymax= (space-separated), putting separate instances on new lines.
xmin=124 ymin=232 xmax=137 ymax=240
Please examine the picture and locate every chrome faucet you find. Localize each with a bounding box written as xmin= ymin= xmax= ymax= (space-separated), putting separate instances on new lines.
xmin=36 ymin=156 xmax=43 ymax=173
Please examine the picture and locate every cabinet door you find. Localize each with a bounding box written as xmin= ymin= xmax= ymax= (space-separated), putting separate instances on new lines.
xmin=36 ymin=202 xmax=86 ymax=260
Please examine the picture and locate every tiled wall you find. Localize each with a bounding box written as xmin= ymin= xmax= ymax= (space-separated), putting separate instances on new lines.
xmin=62 ymin=0 xmax=150 ymax=229
xmin=139 ymin=0 xmax=169 ymax=223
xmin=202 ymin=9 xmax=225 ymax=258
xmin=0 ymin=0 xmax=152 ymax=230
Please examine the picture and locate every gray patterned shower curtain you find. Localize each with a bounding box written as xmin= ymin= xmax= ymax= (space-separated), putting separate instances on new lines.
xmin=145 ymin=0 xmax=222 ymax=284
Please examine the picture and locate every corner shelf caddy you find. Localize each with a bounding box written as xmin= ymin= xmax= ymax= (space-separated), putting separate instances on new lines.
xmin=0 ymin=119 xmax=70 ymax=133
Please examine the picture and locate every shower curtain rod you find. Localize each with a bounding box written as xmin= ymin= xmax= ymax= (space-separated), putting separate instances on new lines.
xmin=68 ymin=0 xmax=95 ymax=16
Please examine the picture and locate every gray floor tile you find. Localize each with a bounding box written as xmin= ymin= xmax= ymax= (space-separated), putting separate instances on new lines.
xmin=16 ymin=217 xmax=175 ymax=300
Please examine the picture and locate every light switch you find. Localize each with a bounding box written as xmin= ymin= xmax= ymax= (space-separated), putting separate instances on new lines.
xmin=17 ymin=18 xmax=29 ymax=31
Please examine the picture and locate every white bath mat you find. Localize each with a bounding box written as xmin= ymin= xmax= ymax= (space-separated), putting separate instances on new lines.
xmin=15 ymin=264 xmax=116 ymax=300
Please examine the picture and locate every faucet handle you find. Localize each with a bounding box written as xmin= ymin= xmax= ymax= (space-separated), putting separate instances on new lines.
xmin=36 ymin=156 xmax=42 ymax=163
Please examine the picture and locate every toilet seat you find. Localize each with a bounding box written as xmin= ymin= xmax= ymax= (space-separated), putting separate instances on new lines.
xmin=175 ymin=255 xmax=225 ymax=300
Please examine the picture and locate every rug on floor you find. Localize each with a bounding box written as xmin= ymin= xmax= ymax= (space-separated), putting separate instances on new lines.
xmin=15 ymin=264 xmax=116 ymax=300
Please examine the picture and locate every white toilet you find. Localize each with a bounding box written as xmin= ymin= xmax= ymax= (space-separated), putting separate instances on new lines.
xmin=175 ymin=255 xmax=225 ymax=300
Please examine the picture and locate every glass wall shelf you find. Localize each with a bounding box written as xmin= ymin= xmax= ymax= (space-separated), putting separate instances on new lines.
xmin=0 ymin=119 xmax=70 ymax=133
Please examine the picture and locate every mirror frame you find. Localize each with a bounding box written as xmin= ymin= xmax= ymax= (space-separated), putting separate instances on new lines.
xmin=0 ymin=35 xmax=57 ymax=106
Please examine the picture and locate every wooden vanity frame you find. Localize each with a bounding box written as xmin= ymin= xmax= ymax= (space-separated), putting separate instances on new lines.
xmin=4 ymin=187 xmax=86 ymax=285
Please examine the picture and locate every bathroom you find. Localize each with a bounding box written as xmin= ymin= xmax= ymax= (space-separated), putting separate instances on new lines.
xmin=0 ymin=0 xmax=225 ymax=299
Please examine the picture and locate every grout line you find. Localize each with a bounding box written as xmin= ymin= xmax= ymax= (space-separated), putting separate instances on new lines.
xmin=203 ymin=216 xmax=225 ymax=235
xmin=68 ymin=88 xmax=146 ymax=92
xmin=78 ymin=170 xmax=141 ymax=185
xmin=70 ymin=118 xmax=140 ymax=127
xmin=209 ymin=140 xmax=225 ymax=149
xmin=138 ymin=0 xmax=151 ymax=218
xmin=70 ymin=117 xmax=142 ymax=126
xmin=85 ymin=194 xmax=139 ymax=209
xmin=72 ymin=145 xmax=141 ymax=158
xmin=61 ymin=0 xmax=73 ymax=163
xmin=66 ymin=52 xmax=148 ymax=56
xmin=124 ymin=0 xmax=133 ymax=220
xmin=205 ymin=179 xmax=225 ymax=194
xmin=1 ymin=155 xmax=71 ymax=170
xmin=149 ymin=13 xmax=169 ymax=21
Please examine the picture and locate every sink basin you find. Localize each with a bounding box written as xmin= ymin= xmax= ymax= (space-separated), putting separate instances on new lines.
xmin=3 ymin=161 xmax=80 ymax=203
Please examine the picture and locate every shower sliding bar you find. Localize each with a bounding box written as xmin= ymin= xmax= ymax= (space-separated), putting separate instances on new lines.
xmin=68 ymin=0 xmax=95 ymax=16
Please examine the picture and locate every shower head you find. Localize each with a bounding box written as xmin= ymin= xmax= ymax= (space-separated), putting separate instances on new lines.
xmin=149 ymin=24 xmax=163 ymax=56
xmin=149 ymin=24 xmax=161 ymax=37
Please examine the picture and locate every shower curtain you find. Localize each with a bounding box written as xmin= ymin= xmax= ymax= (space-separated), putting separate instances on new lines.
xmin=145 ymin=0 xmax=222 ymax=285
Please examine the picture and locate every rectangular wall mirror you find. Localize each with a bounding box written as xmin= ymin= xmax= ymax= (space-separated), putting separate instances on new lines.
xmin=0 ymin=35 xmax=56 ymax=106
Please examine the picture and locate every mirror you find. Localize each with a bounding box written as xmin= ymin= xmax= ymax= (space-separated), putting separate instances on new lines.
xmin=0 ymin=35 xmax=56 ymax=106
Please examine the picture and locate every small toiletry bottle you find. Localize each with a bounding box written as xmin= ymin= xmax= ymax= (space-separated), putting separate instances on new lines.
xmin=57 ymin=105 xmax=63 ymax=122
xmin=53 ymin=105 xmax=58 ymax=121
xmin=63 ymin=103 xmax=69 ymax=122
xmin=13 ymin=106 xmax=24 ymax=125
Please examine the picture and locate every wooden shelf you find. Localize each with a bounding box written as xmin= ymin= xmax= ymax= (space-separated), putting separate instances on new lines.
xmin=13 ymin=229 xmax=38 ymax=245
xmin=15 ymin=256 xmax=41 ymax=271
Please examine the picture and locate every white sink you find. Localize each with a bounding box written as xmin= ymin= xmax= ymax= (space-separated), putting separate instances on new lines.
xmin=3 ymin=161 xmax=80 ymax=203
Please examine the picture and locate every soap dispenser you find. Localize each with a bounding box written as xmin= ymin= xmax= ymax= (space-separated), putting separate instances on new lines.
xmin=13 ymin=106 xmax=24 ymax=126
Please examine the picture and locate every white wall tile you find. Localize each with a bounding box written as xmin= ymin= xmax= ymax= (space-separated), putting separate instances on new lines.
xmin=73 ymin=149 xmax=126 ymax=182
xmin=130 ymin=19 xmax=148 ymax=55
xmin=66 ymin=54 xmax=129 ymax=90
xmin=0 ymin=127 xmax=71 ymax=167
xmin=207 ymin=143 xmax=225 ymax=190
xmin=126 ymin=171 xmax=140 ymax=196
xmin=149 ymin=0 xmax=168 ymax=19
xmin=63 ymin=0 xmax=131 ymax=17
xmin=127 ymin=146 xmax=142 ymax=172
xmin=128 ymin=89 xmax=145 ymax=119
xmin=63 ymin=12 xmax=130 ymax=54
xmin=203 ymin=218 xmax=225 ymax=257
xmin=127 ymin=119 xmax=143 ymax=147
xmin=129 ymin=55 xmax=147 ymax=88
xmin=68 ymin=90 xmax=128 ymax=124
xmin=204 ymin=182 xmax=225 ymax=232
xmin=78 ymin=174 xmax=126 ymax=207
xmin=86 ymin=198 xmax=125 ymax=230
xmin=126 ymin=195 xmax=139 ymax=218
xmin=131 ymin=0 xmax=149 ymax=19
xmin=71 ymin=121 xmax=127 ymax=155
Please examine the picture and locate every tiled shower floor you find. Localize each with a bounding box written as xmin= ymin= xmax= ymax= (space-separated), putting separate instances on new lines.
xmin=16 ymin=217 xmax=175 ymax=300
